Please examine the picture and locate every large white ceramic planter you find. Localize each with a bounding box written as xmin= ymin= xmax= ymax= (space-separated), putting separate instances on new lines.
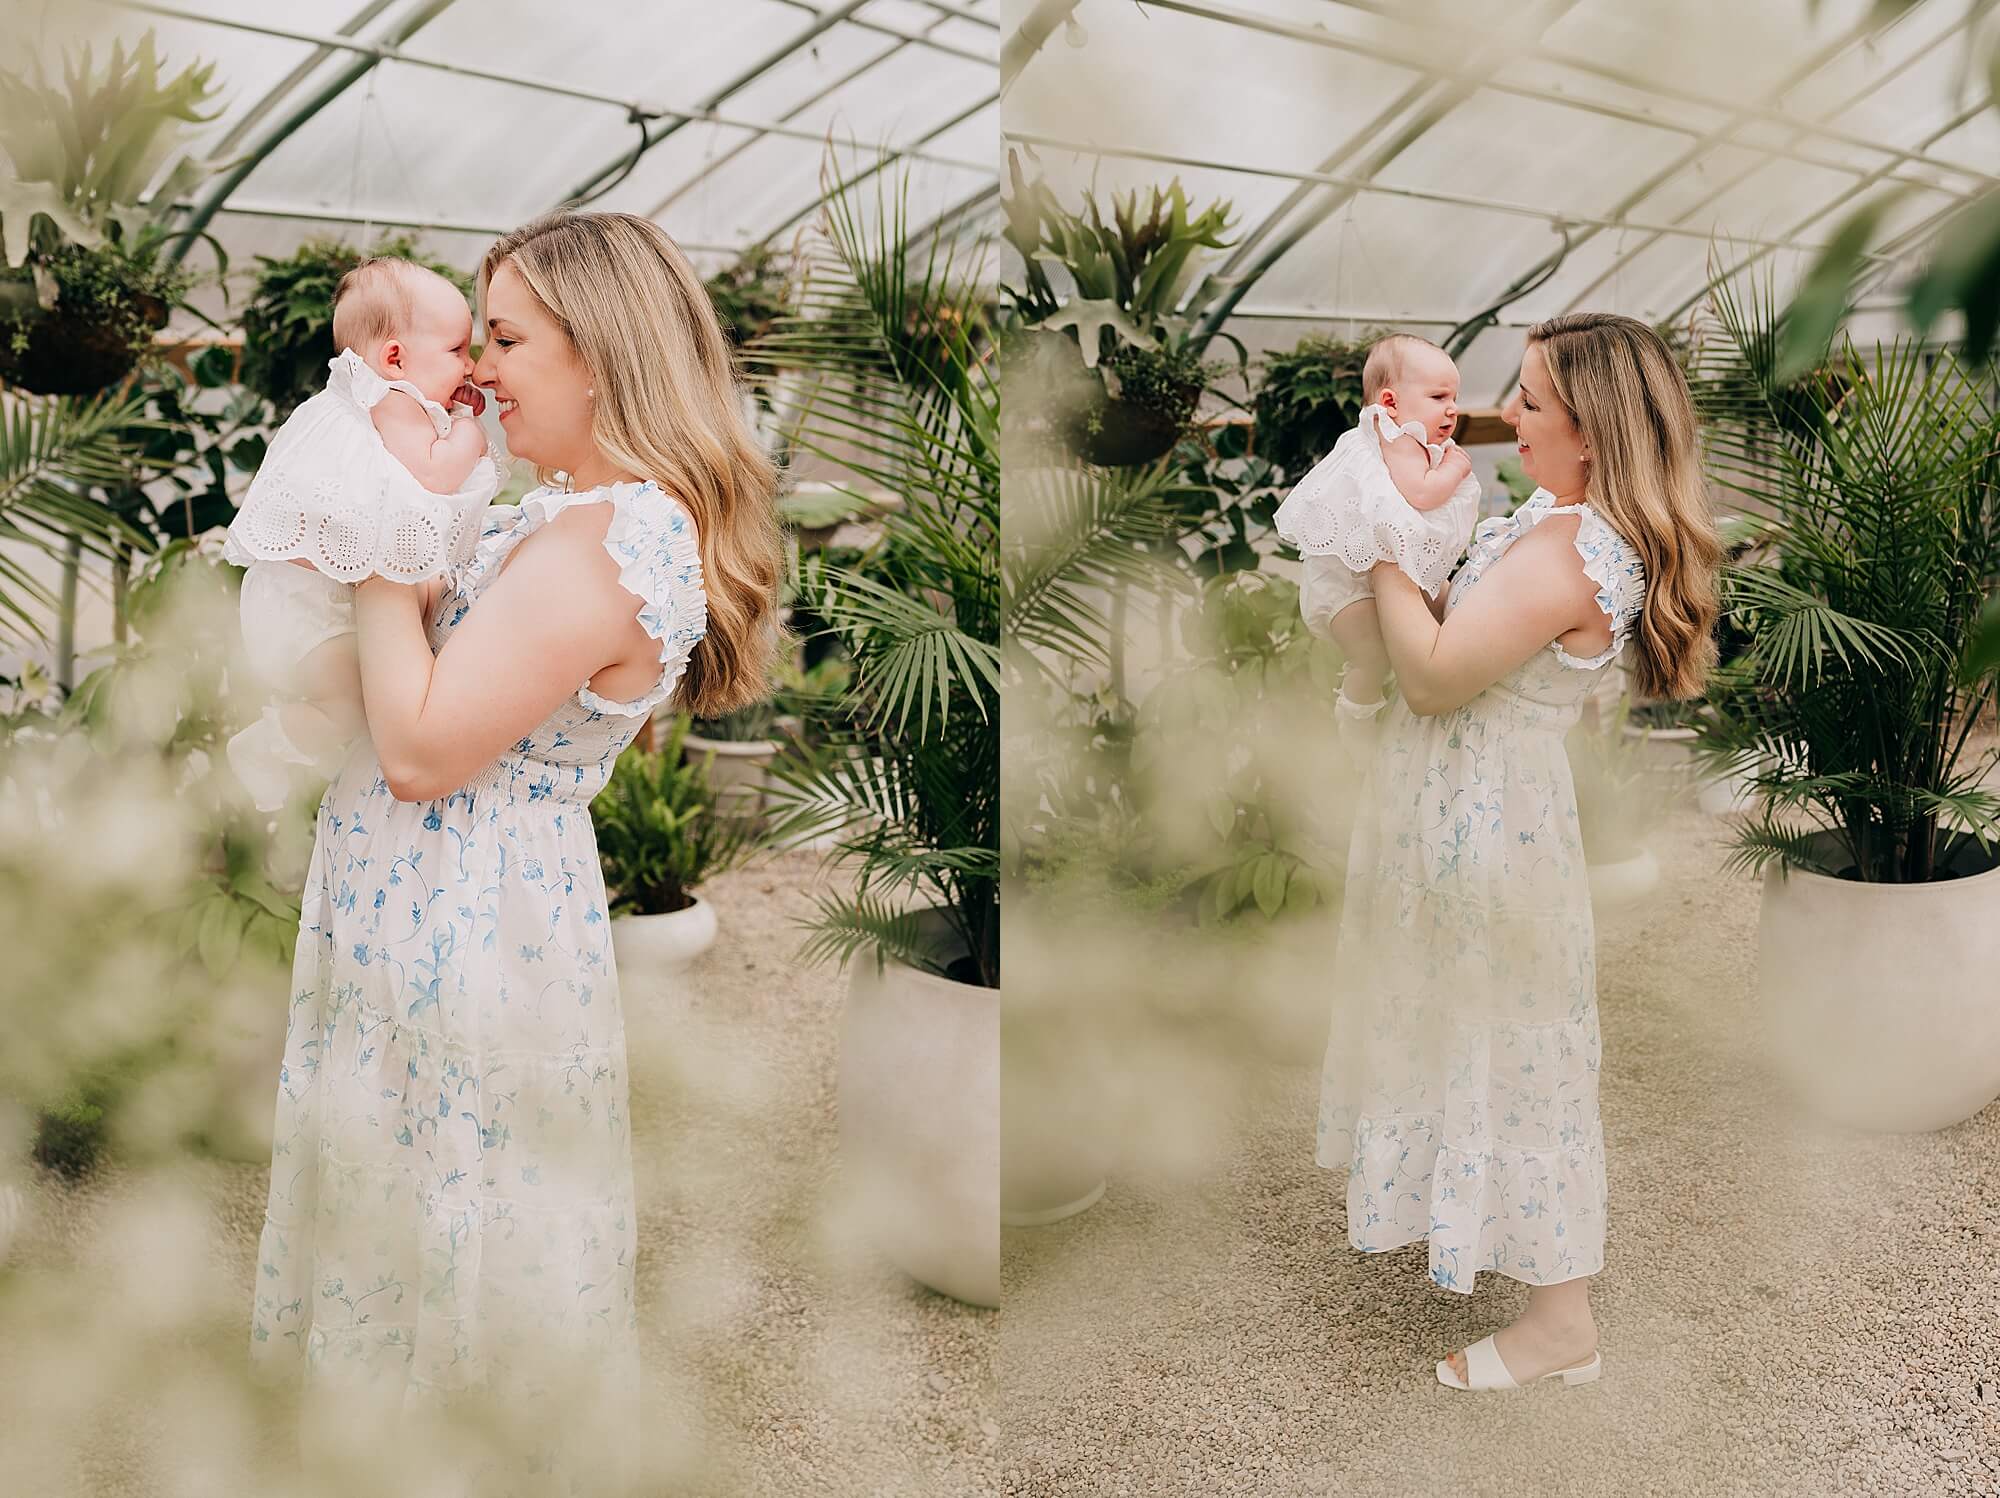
xmin=1620 ymin=721 xmax=1698 ymax=783
xmin=839 ymin=909 xmax=998 ymax=1307
xmin=1758 ymin=833 xmax=2000 ymax=1133
xmin=610 ymin=894 xmax=718 ymax=976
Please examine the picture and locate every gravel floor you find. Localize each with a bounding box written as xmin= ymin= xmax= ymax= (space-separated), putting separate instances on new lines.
xmin=0 ymin=846 xmax=998 ymax=1497
xmin=998 ymin=807 xmax=2000 ymax=1498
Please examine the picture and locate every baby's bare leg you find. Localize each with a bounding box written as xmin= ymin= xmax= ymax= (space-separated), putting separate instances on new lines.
xmin=1328 ymin=598 xmax=1390 ymax=704
xmin=290 ymin=634 xmax=368 ymax=751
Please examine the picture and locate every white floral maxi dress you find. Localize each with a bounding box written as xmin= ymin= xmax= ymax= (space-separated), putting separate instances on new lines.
xmin=1315 ymin=489 xmax=1646 ymax=1294
xmin=249 ymin=479 xmax=706 ymax=1480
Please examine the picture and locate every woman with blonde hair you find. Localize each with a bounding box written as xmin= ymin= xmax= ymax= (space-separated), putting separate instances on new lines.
xmin=1314 ymin=312 xmax=1719 ymax=1391
xmin=248 ymin=210 xmax=784 ymax=1487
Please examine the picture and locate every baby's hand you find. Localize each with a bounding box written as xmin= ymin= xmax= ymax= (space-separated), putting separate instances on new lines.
xmin=1440 ymin=445 xmax=1473 ymax=479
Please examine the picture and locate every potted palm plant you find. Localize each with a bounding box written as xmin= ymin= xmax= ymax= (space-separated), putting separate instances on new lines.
xmin=598 ymin=715 xmax=761 ymax=976
xmin=0 ymin=32 xmax=227 ymax=397
xmin=751 ymin=158 xmax=999 ymax=1308
xmin=1689 ymin=275 xmax=2000 ymax=1133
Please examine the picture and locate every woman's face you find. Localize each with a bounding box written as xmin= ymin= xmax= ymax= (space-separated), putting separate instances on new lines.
xmin=472 ymin=260 xmax=595 ymax=475
xmin=1501 ymin=340 xmax=1589 ymax=497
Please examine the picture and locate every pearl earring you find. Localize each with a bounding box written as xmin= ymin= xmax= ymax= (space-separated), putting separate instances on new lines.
xmin=586 ymin=386 xmax=595 ymax=400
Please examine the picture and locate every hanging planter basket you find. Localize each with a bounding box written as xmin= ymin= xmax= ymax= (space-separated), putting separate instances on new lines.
xmin=1063 ymin=378 xmax=1202 ymax=468
xmin=1004 ymin=327 xmax=1205 ymax=469
xmin=0 ymin=253 xmax=174 ymax=397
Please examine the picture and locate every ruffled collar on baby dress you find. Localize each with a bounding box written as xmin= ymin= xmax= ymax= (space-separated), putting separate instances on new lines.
xmin=325 ymin=347 xmax=456 ymax=438
xmin=1356 ymin=402 xmax=1454 ymax=467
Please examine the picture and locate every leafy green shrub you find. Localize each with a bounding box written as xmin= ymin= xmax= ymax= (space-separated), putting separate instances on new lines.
xmin=237 ymin=234 xmax=473 ymax=418
xmin=1249 ymin=332 xmax=1375 ymax=483
xmin=596 ymin=715 xmax=760 ymax=916
xmin=705 ymin=240 xmax=794 ymax=348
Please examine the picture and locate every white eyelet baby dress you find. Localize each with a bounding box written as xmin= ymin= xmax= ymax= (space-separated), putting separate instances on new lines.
xmin=1273 ymin=403 xmax=1482 ymax=634
xmin=1315 ymin=488 xmax=1646 ymax=1293
xmin=221 ymin=350 xmax=503 ymax=810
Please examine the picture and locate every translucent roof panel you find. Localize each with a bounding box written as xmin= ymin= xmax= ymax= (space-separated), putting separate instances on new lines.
xmin=7 ymin=0 xmax=999 ymax=314
xmin=1002 ymin=0 xmax=1995 ymax=401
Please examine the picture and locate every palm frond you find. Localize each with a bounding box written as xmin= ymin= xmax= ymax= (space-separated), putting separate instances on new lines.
xmin=1002 ymin=460 xmax=1181 ymax=670
xmin=0 ymin=388 xmax=159 ymax=643
xmin=791 ymin=886 xmax=954 ymax=978
xmin=1718 ymin=814 xmax=1845 ymax=881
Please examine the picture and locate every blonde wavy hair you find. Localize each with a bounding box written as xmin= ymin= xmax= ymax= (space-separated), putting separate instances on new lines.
xmin=478 ymin=211 xmax=785 ymax=720
xmin=1527 ymin=312 xmax=1721 ymax=701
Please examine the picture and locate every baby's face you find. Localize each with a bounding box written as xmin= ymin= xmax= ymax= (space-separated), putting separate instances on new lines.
xmin=1382 ymin=346 xmax=1461 ymax=445
xmin=372 ymin=277 xmax=475 ymax=407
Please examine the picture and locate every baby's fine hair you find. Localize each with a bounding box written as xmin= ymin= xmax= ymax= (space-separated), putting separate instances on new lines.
xmin=1361 ymin=332 xmax=1446 ymax=405
xmin=331 ymin=256 xmax=447 ymax=356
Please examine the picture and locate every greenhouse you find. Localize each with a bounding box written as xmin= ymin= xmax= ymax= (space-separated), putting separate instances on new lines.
xmin=0 ymin=0 xmax=1997 ymax=1494
xmin=1 ymin=1 xmax=1000 ymax=1494
xmin=1000 ymin=1 xmax=1999 ymax=1495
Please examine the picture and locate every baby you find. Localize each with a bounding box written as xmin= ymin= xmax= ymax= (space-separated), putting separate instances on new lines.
xmin=222 ymin=257 xmax=502 ymax=811
xmin=1272 ymin=333 xmax=1481 ymax=756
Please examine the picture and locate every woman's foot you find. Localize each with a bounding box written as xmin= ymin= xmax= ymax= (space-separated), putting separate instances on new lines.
xmin=1444 ymin=1313 xmax=1598 ymax=1386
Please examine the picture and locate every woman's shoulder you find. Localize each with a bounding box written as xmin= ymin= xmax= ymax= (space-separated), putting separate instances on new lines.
xmin=1524 ymin=499 xmax=1646 ymax=637
xmin=514 ymin=479 xmax=705 ymax=592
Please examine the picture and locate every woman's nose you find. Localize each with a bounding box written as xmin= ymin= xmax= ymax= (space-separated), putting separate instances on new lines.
xmin=471 ymin=346 xmax=495 ymax=385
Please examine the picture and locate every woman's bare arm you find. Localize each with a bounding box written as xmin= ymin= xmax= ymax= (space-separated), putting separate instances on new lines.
xmin=352 ymin=504 xmax=654 ymax=800
xmin=1370 ymin=514 xmax=1606 ymax=716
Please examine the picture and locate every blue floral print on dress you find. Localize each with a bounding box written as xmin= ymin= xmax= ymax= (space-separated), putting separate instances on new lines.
xmin=250 ymin=479 xmax=706 ymax=1488
xmin=1315 ymin=486 xmax=1644 ymax=1294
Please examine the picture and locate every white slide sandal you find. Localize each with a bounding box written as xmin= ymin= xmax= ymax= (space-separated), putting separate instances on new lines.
xmin=1435 ymin=1333 xmax=1602 ymax=1391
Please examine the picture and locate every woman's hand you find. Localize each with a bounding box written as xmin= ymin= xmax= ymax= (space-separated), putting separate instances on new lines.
xmin=1368 ymin=520 xmax=1605 ymax=716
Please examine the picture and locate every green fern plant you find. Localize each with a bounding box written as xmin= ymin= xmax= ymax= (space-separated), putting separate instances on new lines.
xmin=750 ymin=156 xmax=1000 ymax=987
xmin=595 ymin=715 xmax=759 ymax=916
xmin=238 ymin=235 xmax=473 ymax=418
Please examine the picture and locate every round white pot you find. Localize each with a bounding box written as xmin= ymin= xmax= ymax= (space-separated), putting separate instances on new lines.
xmin=682 ymin=720 xmax=798 ymax=817
xmin=1587 ymin=845 xmax=1660 ymax=908
xmin=610 ymin=894 xmax=718 ymax=976
xmin=1620 ymin=721 xmax=1757 ymax=815
xmin=1695 ymin=764 xmax=1757 ymax=816
xmin=1001 ymin=1020 xmax=1112 ymax=1229
xmin=1620 ymin=721 xmax=1698 ymax=780
xmin=1758 ymin=833 xmax=2000 ymax=1133
xmin=839 ymin=908 xmax=998 ymax=1307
